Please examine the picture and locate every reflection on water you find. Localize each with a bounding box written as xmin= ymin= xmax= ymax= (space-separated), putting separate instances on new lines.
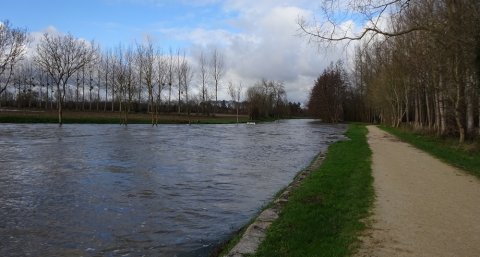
xmin=0 ymin=119 xmax=346 ymax=256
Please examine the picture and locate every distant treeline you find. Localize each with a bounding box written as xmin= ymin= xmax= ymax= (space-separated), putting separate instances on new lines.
xmin=0 ymin=21 xmax=304 ymax=125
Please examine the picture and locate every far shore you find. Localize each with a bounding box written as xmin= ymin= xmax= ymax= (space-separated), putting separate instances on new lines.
xmin=0 ymin=108 xmax=250 ymax=124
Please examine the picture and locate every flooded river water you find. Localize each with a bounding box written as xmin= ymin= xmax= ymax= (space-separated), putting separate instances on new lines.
xmin=0 ymin=119 xmax=345 ymax=256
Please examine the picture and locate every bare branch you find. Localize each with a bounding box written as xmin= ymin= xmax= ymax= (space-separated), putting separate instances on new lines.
xmin=300 ymin=20 xmax=429 ymax=42
xmin=298 ymin=0 xmax=429 ymax=44
xmin=0 ymin=20 xmax=28 ymax=95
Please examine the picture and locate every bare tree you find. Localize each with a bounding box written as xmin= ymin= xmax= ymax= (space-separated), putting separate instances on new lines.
xmin=210 ymin=48 xmax=225 ymax=114
xmin=175 ymin=50 xmax=185 ymax=114
xmin=14 ymin=60 xmax=39 ymax=108
xmin=88 ymin=64 xmax=94 ymax=111
xmin=74 ymin=70 xmax=80 ymax=110
xmin=95 ymin=56 xmax=101 ymax=111
xmin=228 ymin=81 xmax=243 ymax=123
xmin=101 ymin=50 xmax=111 ymax=112
xmin=111 ymin=49 xmax=120 ymax=113
xmin=167 ymin=48 xmax=174 ymax=111
xmin=154 ymin=54 xmax=168 ymax=125
xmin=136 ymin=39 xmax=157 ymax=124
xmin=113 ymin=46 xmax=136 ymax=125
xmin=0 ymin=20 xmax=28 ymax=96
xmin=35 ymin=33 xmax=96 ymax=125
xmin=246 ymin=79 xmax=288 ymax=120
xmin=81 ymin=66 xmax=86 ymax=110
xmin=180 ymin=55 xmax=194 ymax=120
xmin=198 ymin=49 xmax=209 ymax=114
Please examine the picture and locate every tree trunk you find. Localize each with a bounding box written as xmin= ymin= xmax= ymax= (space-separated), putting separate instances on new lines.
xmin=57 ymin=84 xmax=63 ymax=126
xmin=105 ymin=67 xmax=108 ymax=112
xmin=425 ymin=88 xmax=432 ymax=129
xmin=439 ymin=92 xmax=447 ymax=136
xmin=76 ymin=74 xmax=79 ymax=110
xmin=454 ymin=81 xmax=466 ymax=143
xmin=466 ymin=81 xmax=474 ymax=138
xmin=138 ymin=84 xmax=141 ymax=111
xmin=111 ymin=91 xmax=115 ymax=112
xmin=437 ymin=74 xmax=447 ymax=136
xmin=414 ymin=93 xmax=420 ymax=129
xmin=236 ymin=103 xmax=239 ymax=124
xmin=405 ymin=83 xmax=410 ymax=124
xmin=178 ymin=86 xmax=181 ymax=114
xmin=111 ymin=68 xmax=115 ymax=112
xmin=82 ymin=68 xmax=85 ymax=111
xmin=58 ymin=104 xmax=63 ymax=126
xmin=434 ymin=90 xmax=440 ymax=132
xmin=417 ymin=90 xmax=424 ymax=129
xmin=97 ymin=72 xmax=100 ymax=111
xmin=477 ymin=94 xmax=480 ymax=135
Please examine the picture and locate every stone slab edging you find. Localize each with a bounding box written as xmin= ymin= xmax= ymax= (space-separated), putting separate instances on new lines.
xmin=224 ymin=152 xmax=327 ymax=257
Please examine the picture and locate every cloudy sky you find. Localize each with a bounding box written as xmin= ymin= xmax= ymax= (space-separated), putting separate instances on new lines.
xmin=1 ymin=0 xmax=355 ymax=103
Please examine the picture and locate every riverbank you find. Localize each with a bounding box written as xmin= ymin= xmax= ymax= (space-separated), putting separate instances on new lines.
xmin=380 ymin=126 xmax=480 ymax=178
xmin=218 ymin=124 xmax=374 ymax=257
xmin=0 ymin=109 xmax=249 ymax=124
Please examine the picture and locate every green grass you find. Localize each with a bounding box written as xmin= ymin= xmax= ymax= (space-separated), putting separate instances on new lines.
xmin=253 ymin=124 xmax=373 ymax=257
xmin=380 ymin=126 xmax=480 ymax=178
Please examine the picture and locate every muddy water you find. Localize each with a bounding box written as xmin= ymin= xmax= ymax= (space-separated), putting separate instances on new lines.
xmin=0 ymin=119 xmax=345 ymax=256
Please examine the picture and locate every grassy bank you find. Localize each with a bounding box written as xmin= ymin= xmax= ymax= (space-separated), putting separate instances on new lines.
xmin=0 ymin=110 xmax=249 ymax=124
xmin=380 ymin=126 xmax=480 ymax=178
xmin=252 ymin=124 xmax=373 ymax=257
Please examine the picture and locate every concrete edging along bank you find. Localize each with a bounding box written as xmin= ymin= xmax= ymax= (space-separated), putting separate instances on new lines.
xmin=223 ymin=152 xmax=328 ymax=257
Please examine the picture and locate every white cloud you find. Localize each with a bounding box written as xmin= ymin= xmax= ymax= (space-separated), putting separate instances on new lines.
xmin=28 ymin=1 xmax=358 ymax=103
xmin=176 ymin=2 xmax=350 ymax=103
xmin=26 ymin=26 xmax=98 ymax=59
xmin=25 ymin=26 xmax=61 ymax=58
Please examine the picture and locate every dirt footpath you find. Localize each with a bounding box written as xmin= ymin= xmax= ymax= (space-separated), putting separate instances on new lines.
xmin=356 ymin=126 xmax=480 ymax=257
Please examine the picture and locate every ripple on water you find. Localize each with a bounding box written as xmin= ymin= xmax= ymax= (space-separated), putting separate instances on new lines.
xmin=0 ymin=120 xmax=346 ymax=256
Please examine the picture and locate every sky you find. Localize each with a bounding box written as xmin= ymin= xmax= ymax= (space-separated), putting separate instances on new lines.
xmin=1 ymin=0 xmax=356 ymax=103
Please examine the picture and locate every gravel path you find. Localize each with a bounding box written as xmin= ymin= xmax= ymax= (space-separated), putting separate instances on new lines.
xmin=356 ymin=126 xmax=480 ymax=257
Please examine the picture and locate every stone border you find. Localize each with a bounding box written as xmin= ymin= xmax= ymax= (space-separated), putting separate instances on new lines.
xmin=224 ymin=152 xmax=327 ymax=257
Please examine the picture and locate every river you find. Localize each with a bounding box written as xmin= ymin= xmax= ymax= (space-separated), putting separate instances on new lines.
xmin=0 ymin=119 xmax=346 ymax=256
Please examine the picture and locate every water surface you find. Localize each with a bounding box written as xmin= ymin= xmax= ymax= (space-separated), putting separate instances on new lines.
xmin=0 ymin=119 xmax=346 ymax=256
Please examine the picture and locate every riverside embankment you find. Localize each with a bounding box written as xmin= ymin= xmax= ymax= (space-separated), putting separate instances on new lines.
xmin=221 ymin=124 xmax=374 ymax=257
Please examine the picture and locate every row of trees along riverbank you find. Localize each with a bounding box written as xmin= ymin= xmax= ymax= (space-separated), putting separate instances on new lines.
xmin=304 ymin=0 xmax=480 ymax=143
xmin=0 ymin=21 xmax=305 ymax=125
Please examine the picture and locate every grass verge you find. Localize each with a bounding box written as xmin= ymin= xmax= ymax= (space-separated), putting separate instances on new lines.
xmin=213 ymin=154 xmax=322 ymax=257
xmin=253 ymin=124 xmax=373 ymax=257
xmin=379 ymin=126 xmax=480 ymax=178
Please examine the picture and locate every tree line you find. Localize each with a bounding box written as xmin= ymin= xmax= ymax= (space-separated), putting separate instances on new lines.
xmin=305 ymin=0 xmax=480 ymax=143
xmin=0 ymin=21 xmax=294 ymax=125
